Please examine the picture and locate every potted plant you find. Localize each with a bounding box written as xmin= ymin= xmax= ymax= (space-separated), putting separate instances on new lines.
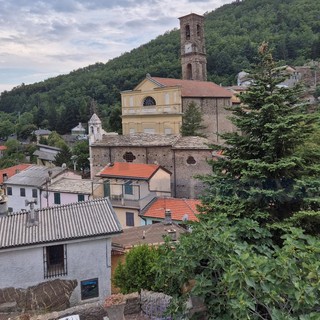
xmin=104 ymin=293 xmax=126 ymax=320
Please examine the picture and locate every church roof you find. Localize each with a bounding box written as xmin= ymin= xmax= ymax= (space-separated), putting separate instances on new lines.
xmin=92 ymin=133 xmax=212 ymax=150
xmin=150 ymin=77 xmax=232 ymax=98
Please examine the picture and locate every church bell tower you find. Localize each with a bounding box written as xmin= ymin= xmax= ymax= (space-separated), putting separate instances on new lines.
xmin=179 ymin=13 xmax=207 ymax=81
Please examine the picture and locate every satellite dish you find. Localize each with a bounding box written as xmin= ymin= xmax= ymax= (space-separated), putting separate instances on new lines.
xmin=62 ymin=163 xmax=67 ymax=168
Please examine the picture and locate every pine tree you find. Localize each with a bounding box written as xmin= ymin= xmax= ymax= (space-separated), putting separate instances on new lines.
xmin=202 ymin=42 xmax=320 ymax=236
xmin=180 ymin=101 xmax=206 ymax=137
xmin=53 ymin=144 xmax=72 ymax=168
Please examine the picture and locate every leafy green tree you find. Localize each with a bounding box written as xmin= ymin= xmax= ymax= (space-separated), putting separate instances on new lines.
xmin=53 ymin=144 xmax=72 ymax=168
xmin=113 ymin=244 xmax=160 ymax=294
xmin=180 ymin=101 xmax=206 ymax=137
xmin=47 ymin=131 xmax=67 ymax=149
xmin=156 ymin=216 xmax=320 ymax=319
xmin=72 ymin=140 xmax=90 ymax=174
xmin=0 ymin=119 xmax=15 ymax=140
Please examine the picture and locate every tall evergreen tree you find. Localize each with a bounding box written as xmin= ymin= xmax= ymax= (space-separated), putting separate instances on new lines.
xmin=202 ymin=42 xmax=320 ymax=235
xmin=53 ymin=144 xmax=72 ymax=168
xmin=180 ymin=101 xmax=206 ymax=137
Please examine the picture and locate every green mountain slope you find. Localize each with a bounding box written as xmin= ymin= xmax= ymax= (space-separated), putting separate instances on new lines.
xmin=0 ymin=0 xmax=319 ymax=134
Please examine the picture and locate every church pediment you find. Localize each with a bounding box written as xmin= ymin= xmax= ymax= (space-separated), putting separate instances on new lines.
xmin=133 ymin=76 xmax=163 ymax=92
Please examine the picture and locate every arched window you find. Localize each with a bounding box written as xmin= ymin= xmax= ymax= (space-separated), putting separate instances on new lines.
xmin=185 ymin=25 xmax=190 ymax=40
xmin=186 ymin=64 xmax=193 ymax=80
xmin=143 ymin=96 xmax=156 ymax=106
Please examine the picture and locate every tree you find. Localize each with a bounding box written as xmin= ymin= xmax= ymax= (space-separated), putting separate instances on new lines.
xmin=155 ymin=43 xmax=320 ymax=319
xmin=72 ymin=140 xmax=90 ymax=175
xmin=180 ymin=101 xmax=206 ymax=137
xmin=47 ymin=131 xmax=67 ymax=149
xmin=53 ymin=144 xmax=72 ymax=168
xmin=113 ymin=244 xmax=160 ymax=294
xmin=201 ymin=42 xmax=320 ymax=236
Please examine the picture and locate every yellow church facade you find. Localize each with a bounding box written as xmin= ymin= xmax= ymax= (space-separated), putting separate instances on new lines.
xmin=121 ymin=75 xmax=183 ymax=135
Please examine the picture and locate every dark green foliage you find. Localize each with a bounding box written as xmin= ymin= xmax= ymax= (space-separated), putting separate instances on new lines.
xmin=53 ymin=144 xmax=72 ymax=168
xmin=202 ymin=43 xmax=320 ymax=236
xmin=72 ymin=140 xmax=90 ymax=174
xmin=113 ymin=244 xmax=161 ymax=294
xmin=180 ymin=101 xmax=206 ymax=137
xmin=154 ymin=44 xmax=320 ymax=319
xmin=0 ymin=0 xmax=319 ymax=132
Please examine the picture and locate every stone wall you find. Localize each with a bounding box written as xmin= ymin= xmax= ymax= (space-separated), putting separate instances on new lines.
xmin=0 ymin=280 xmax=77 ymax=314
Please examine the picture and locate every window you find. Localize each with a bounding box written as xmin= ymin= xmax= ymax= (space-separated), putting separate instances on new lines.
xmin=187 ymin=156 xmax=197 ymax=165
xmin=143 ymin=128 xmax=155 ymax=134
xmin=81 ymin=278 xmax=99 ymax=300
xmin=20 ymin=188 xmax=25 ymax=197
xmin=197 ymin=24 xmax=201 ymax=37
xmin=126 ymin=212 xmax=134 ymax=227
xmin=78 ymin=194 xmax=85 ymax=202
xmin=164 ymin=128 xmax=172 ymax=135
xmin=7 ymin=187 xmax=12 ymax=196
xmin=124 ymin=181 xmax=133 ymax=195
xmin=123 ymin=151 xmax=136 ymax=163
xmin=185 ymin=24 xmax=190 ymax=40
xmin=32 ymin=188 xmax=37 ymax=198
xmin=54 ymin=192 xmax=61 ymax=205
xmin=44 ymin=244 xmax=67 ymax=278
xmin=8 ymin=207 xmax=13 ymax=213
xmin=143 ymin=96 xmax=156 ymax=106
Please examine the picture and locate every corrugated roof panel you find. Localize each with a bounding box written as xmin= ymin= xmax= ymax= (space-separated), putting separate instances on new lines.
xmin=0 ymin=198 xmax=122 ymax=249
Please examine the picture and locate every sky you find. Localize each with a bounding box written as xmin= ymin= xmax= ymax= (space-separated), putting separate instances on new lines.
xmin=0 ymin=0 xmax=233 ymax=93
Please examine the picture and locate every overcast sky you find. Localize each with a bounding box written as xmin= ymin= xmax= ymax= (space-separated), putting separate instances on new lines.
xmin=0 ymin=0 xmax=233 ymax=93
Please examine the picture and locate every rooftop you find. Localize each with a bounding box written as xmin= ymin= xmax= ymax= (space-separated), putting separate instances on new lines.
xmin=142 ymin=197 xmax=201 ymax=222
xmin=149 ymin=76 xmax=232 ymax=98
xmin=47 ymin=178 xmax=93 ymax=194
xmin=112 ymin=222 xmax=187 ymax=250
xmin=0 ymin=164 xmax=32 ymax=184
xmin=4 ymin=165 xmax=66 ymax=187
xmin=97 ymin=162 xmax=170 ymax=180
xmin=0 ymin=197 xmax=122 ymax=249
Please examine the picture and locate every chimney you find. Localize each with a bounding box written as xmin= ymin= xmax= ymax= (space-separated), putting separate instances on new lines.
xmin=2 ymin=173 xmax=8 ymax=181
xmin=164 ymin=209 xmax=172 ymax=225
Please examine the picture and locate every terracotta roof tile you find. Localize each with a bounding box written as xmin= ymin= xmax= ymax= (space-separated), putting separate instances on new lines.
xmin=0 ymin=164 xmax=32 ymax=184
xmin=143 ymin=197 xmax=201 ymax=222
xmin=151 ymin=77 xmax=232 ymax=98
xmin=97 ymin=162 xmax=169 ymax=180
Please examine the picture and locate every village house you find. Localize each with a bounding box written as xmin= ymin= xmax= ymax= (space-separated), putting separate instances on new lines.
xmin=33 ymin=144 xmax=61 ymax=167
xmin=0 ymin=197 xmax=122 ymax=307
xmin=94 ymin=162 xmax=171 ymax=228
xmin=3 ymin=165 xmax=80 ymax=213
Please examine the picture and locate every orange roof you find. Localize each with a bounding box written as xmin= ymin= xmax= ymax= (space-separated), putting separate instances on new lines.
xmin=0 ymin=164 xmax=32 ymax=184
xmin=98 ymin=162 xmax=169 ymax=180
xmin=0 ymin=146 xmax=7 ymax=151
xmin=151 ymin=77 xmax=232 ymax=98
xmin=143 ymin=197 xmax=201 ymax=222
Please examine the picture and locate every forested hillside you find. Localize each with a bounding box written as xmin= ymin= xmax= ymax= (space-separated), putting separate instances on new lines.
xmin=0 ymin=0 xmax=319 ymax=136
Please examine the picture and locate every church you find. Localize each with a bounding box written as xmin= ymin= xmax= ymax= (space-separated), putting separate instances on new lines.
xmin=121 ymin=13 xmax=234 ymax=143
xmin=89 ymin=13 xmax=235 ymax=199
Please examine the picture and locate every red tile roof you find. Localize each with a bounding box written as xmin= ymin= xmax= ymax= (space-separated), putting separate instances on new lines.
xmin=0 ymin=146 xmax=7 ymax=151
xmin=0 ymin=164 xmax=32 ymax=184
xmin=151 ymin=77 xmax=232 ymax=98
xmin=98 ymin=162 xmax=169 ymax=180
xmin=143 ymin=197 xmax=201 ymax=222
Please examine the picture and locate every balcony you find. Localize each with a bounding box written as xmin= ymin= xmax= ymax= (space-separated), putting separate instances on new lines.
xmin=109 ymin=192 xmax=156 ymax=209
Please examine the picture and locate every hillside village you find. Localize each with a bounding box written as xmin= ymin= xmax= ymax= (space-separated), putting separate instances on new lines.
xmin=0 ymin=7 xmax=319 ymax=320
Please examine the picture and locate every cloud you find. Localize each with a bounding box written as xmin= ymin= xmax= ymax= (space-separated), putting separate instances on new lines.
xmin=0 ymin=0 xmax=233 ymax=93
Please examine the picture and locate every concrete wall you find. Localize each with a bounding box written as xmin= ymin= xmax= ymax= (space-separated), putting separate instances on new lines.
xmin=0 ymin=237 xmax=112 ymax=306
